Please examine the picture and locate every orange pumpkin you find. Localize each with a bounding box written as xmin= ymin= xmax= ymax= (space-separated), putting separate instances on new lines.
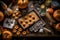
xmin=0 ymin=11 xmax=4 ymax=21
xmin=17 ymin=0 xmax=29 ymax=9
xmin=55 ymin=23 xmax=60 ymax=31
xmin=46 ymin=8 xmax=54 ymax=14
xmin=53 ymin=10 xmax=60 ymax=21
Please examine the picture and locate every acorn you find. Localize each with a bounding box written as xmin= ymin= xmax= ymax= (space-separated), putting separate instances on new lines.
xmin=53 ymin=10 xmax=60 ymax=21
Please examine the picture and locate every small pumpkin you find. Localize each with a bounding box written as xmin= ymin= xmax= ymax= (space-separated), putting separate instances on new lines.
xmin=0 ymin=11 xmax=4 ymax=21
xmin=46 ymin=8 xmax=54 ymax=14
xmin=17 ymin=0 xmax=29 ymax=9
xmin=55 ymin=23 xmax=60 ymax=31
xmin=53 ymin=10 xmax=60 ymax=21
